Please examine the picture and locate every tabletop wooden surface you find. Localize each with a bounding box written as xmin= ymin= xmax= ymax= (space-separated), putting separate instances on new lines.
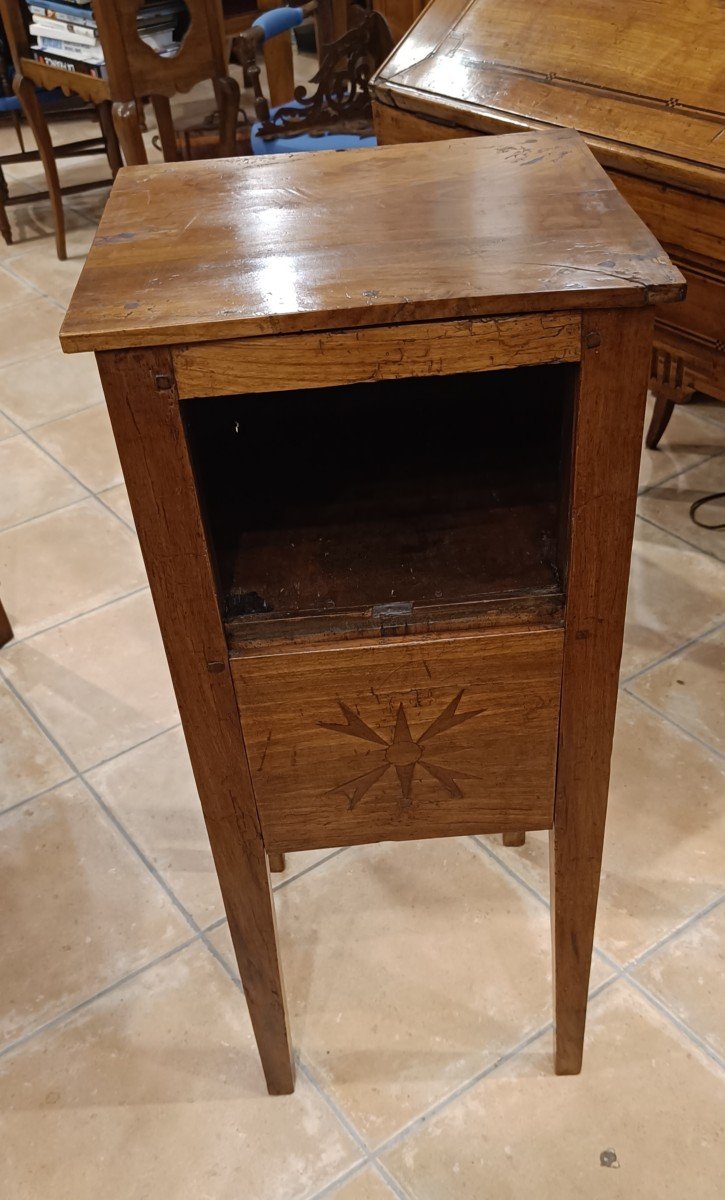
xmin=61 ymin=128 xmax=684 ymax=354
xmin=371 ymin=0 xmax=725 ymax=194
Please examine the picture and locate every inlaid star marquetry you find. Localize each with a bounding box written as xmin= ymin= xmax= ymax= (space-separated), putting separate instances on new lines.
xmin=319 ymin=691 xmax=484 ymax=810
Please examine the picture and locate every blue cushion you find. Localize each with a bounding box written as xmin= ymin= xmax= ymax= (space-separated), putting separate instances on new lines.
xmin=251 ymin=112 xmax=377 ymax=155
xmin=252 ymin=6 xmax=306 ymax=41
xmin=0 ymin=86 xmax=67 ymax=114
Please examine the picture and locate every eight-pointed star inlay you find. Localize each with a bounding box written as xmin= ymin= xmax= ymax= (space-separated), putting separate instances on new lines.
xmin=319 ymin=691 xmax=485 ymax=810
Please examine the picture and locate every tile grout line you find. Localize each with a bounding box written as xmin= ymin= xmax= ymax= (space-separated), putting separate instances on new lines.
xmin=621 ymin=893 xmax=725 ymax=972
xmin=637 ymin=445 xmax=724 ymax=498
xmin=635 ymin=510 xmax=725 ymax=565
xmin=0 ymin=774 xmax=78 ymax=820
xmin=620 ymin=614 xmax=725 ymax=687
xmin=0 ymin=932 xmax=200 ymax=1062
xmin=623 ymin=975 xmax=725 ymax=1071
xmin=371 ymin=1160 xmax=412 ymax=1200
xmin=622 ymin=686 xmax=725 ymax=761
xmin=0 ymin=583 xmax=150 ymax=649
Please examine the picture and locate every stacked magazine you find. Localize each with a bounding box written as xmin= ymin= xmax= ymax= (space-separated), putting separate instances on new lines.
xmin=27 ymin=0 xmax=184 ymax=79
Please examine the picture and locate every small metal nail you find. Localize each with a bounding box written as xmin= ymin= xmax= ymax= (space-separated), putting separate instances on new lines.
xmin=584 ymin=332 xmax=601 ymax=349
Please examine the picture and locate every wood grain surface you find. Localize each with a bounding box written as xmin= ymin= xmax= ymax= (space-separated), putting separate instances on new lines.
xmin=173 ymin=312 xmax=581 ymax=398
xmin=232 ymin=628 xmax=564 ymax=851
xmin=61 ymin=129 xmax=684 ymax=353
xmin=97 ymin=347 xmax=295 ymax=1095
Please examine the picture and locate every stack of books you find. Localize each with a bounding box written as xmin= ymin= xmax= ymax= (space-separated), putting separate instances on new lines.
xmin=27 ymin=0 xmax=184 ymax=79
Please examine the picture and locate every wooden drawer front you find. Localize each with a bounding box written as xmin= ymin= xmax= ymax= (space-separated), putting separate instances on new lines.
xmin=610 ymin=171 xmax=723 ymax=264
xmin=232 ymin=628 xmax=563 ymax=851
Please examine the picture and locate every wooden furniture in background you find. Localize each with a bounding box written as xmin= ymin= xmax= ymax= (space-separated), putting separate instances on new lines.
xmin=0 ymin=597 xmax=12 ymax=648
xmin=61 ymin=129 xmax=682 ymax=1092
xmin=0 ymin=0 xmax=119 ymax=257
xmin=372 ymin=0 xmax=425 ymax=44
xmin=371 ymin=0 xmax=725 ymax=447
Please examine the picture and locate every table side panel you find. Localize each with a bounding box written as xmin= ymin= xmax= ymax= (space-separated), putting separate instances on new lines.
xmin=231 ymin=627 xmax=564 ymax=851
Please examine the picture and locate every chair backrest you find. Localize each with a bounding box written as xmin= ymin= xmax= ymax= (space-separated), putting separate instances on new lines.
xmin=93 ymin=0 xmax=230 ymax=101
xmin=244 ymin=5 xmax=394 ymax=140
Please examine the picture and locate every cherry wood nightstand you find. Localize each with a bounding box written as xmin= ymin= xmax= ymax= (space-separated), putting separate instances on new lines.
xmin=61 ymin=130 xmax=683 ymax=1095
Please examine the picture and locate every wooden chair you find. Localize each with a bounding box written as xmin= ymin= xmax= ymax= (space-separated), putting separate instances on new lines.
xmin=0 ymin=0 xmax=245 ymax=256
xmin=0 ymin=2 xmax=120 ymax=257
xmin=240 ymin=1 xmax=393 ymax=154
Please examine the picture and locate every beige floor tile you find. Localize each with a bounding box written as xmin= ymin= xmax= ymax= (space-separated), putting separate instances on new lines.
xmin=0 ymin=348 xmax=103 ymax=428
xmin=213 ymin=839 xmax=561 ymax=1147
xmin=2 ymin=591 xmax=177 ymax=771
xmin=692 ymin=395 xmax=725 ymax=428
xmin=98 ymin=482 xmax=133 ymax=526
xmin=6 ymin=225 xmax=95 ymax=307
xmin=0 ymin=296 xmax=63 ymax=368
xmin=32 ymin=404 xmax=122 ymax=493
xmin=620 ymin=518 xmax=725 ymax=678
xmin=87 ymin=727 xmax=222 ymax=926
xmin=0 ymin=943 xmax=362 ymax=1200
xmin=484 ymin=693 xmax=725 ymax=964
xmin=0 ymin=435 xmax=85 ymax=530
xmin=632 ymin=904 xmax=725 ymax=1059
xmin=328 ymin=1167 xmax=399 ymax=1199
xmin=0 ymin=497 xmax=146 ymax=639
xmin=638 ymin=455 xmax=725 ymax=561
xmin=629 ymin=624 xmax=725 ymax=754
xmin=0 ymin=411 xmax=16 ymax=440
xmin=638 ymin=394 xmax=724 ymax=493
xmin=0 ymin=678 xmax=70 ymax=812
xmin=88 ymin=726 xmax=341 ymax=926
xmin=382 ymin=982 xmax=724 ymax=1200
xmin=0 ymin=264 xmax=40 ymax=309
xmin=0 ymin=778 xmax=190 ymax=1048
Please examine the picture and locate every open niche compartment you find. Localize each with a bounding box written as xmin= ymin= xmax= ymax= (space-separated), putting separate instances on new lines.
xmin=183 ymin=362 xmax=575 ymax=654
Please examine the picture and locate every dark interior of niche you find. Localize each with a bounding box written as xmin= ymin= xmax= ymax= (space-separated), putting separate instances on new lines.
xmin=183 ymin=362 xmax=573 ymax=629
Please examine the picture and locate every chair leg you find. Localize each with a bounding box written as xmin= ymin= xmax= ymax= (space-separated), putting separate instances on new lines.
xmin=97 ymin=101 xmax=123 ymax=176
xmin=503 ymin=832 xmax=526 ymax=847
xmin=0 ymin=598 xmax=13 ymax=648
xmin=112 ymin=99 xmax=148 ymax=166
xmin=13 ymin=73 xmax=66 ymax=260
xmin=258 ymin=0 xmax=295 ymax=107
xmin=268 ymin=852 xmax=286 ymax=873
xmin=644 ymin=394 xmax=675 ymax=449
xmin=0 ymin=169 xmax=12 ymax=246
xmin=213 ymin=75 xmax=241 ymax=157
xmin=151 ymin=96 xmax=178 ymax=162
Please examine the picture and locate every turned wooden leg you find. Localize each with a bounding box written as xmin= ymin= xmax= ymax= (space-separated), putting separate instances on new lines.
xmin=647 ymin=349 xmax=695 ymax=448
xmin=97 ymin=100 xmax=123 ymax=176
xmin=551 ymin=310 xmax=652 ymax=1074
xmin=151 ymin=95 xmax=178 ymax=162
xmin=268 ymin=852 xmax=286 ymax=873
xmin=503 ymin=831 xmax=526 ymax=847
xmin=0 ymin=177 xmax=11 ymax=246
xmin=0 ymin=598 xmax=13 ymax=648
xmin=213 ymin=75 xmax=241 ymax=158
xmin=99 ymin=350 xmax=294 ymax=1095
xmin=258 ymin=0 xmax=295 ymax=106
xmin=13 ymin=73 xmax=66 ymax=260
xmin=112 ymin=99 xmax=148 ymax=166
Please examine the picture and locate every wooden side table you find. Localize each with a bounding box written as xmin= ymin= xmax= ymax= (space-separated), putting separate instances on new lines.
xmin=61 ymin=129 xmax=683 ymax=1095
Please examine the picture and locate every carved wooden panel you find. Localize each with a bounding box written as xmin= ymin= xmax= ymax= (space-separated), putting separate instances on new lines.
xmin=231 ymin=628 xmax=563 ymax=850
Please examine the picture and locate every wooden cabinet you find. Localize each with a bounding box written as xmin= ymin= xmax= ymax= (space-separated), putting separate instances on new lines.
xmin=62 ymin=129 xmax=682 ymax=1094
xmin=371 ymin=0 xmax=725 ymax=439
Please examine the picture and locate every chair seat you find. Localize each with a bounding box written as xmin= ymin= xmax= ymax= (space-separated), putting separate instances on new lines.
xmin=0 ymin=86 xmax=66 ymax=114
xmin=251 ymin=99 xmax=376 ymax=155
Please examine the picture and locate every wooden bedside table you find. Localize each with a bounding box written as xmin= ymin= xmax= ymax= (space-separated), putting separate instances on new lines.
xmin=61 ymin=129 xmax=683 ymax=1095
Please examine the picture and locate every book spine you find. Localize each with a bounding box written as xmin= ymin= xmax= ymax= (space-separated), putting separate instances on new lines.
xmin=30 ymin=49 xmax=106 ymax=78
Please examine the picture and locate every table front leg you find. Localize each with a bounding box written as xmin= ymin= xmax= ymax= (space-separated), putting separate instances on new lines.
xmin=551 ymin=309 xmax=652 ymax=1073
xmin=97 ymin=347 xmax=294 ymax=1095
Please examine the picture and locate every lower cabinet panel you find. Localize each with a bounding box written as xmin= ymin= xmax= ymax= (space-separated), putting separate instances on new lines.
xmin=231 ymin=628 xmax=564 ymax=850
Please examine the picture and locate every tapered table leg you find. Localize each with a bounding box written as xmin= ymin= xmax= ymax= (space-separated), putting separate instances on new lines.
xmin=98 ymin=348 xmax=295 ymax=1094
xmin=551 ymin=309 xmax=652 ymax=1073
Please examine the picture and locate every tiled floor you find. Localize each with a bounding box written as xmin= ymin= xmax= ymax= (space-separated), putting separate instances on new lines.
xmin=1 ymin=99 xmax=724 ymax=1199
